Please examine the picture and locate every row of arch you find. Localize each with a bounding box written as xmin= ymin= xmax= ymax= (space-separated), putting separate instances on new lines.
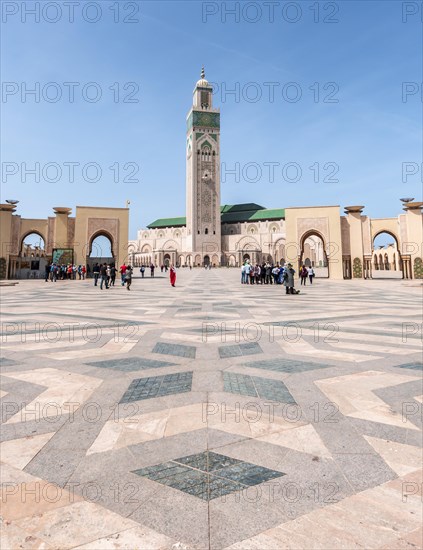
xmin=18 ymin=228 xmax=413 ymax=278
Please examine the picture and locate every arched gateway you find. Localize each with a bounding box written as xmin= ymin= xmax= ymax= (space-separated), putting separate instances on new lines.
xmin=0 ymin=204 xmax=129 ymax=279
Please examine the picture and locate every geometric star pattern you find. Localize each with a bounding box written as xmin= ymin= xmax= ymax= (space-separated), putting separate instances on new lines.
xmin=1 ymin=270 xmax=421 ymax=549
xmin=132 ymin=451 xmax=285 ymax=500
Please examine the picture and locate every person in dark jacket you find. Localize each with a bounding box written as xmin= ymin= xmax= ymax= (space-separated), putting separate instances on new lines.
xmin=93 ymin=263 xmax=100 ymax=286
xmin=110 ymin=265 xmax=116 ymax=286
xmin=125 ymin=265 xmax=133 ymax=290
xmin=100 ymin=263 xmax=108 ymax=289
xmin=283 ymin=264 xmax=299 ymax=294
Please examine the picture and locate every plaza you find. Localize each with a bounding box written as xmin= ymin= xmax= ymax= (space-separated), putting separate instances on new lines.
xmin=1 ymin=270 xmax=422 ymax=549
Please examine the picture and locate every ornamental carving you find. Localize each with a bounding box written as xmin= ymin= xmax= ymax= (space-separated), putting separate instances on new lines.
xmin=297 ymin=217 xmax=329 ymax=243
xmin=87 ymin=218 xmax=119 ymax=248
xmin=67 ymin=218 xmax=75 ymax=245
xmin=47 ymin=217 xmax=55 ymax=253
xmin=11 ymin=216 xmax=20 ymax=255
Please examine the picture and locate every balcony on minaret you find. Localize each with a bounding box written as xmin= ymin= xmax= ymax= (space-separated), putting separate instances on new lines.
xmin=193 ymin=67 xmax=214 ymax=110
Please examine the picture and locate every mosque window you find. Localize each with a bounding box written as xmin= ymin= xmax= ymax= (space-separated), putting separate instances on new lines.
xmin=201 ymin=91 xmax=209 ymax=108
xmin=205 ymin=228 xmax=208 ymax=234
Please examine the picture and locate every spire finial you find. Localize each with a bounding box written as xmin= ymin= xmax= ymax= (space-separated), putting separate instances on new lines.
xmin=201 ymin=66 xmax=205 ymax=79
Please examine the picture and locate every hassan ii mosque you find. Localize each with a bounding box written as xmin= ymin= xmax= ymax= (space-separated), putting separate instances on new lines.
xmin=129 ymin=69 xmax=422 ymax=280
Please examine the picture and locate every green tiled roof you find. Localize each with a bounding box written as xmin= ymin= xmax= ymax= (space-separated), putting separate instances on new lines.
xmin=220 ymin=203 xmax=265 ymax=213
xmin=221 ymin=207 xmax=284 ymax=223
xmin=147 ymin=216 xmax=186 ymax=228
xmin=147 ymin=204 xmax=284 ymax=228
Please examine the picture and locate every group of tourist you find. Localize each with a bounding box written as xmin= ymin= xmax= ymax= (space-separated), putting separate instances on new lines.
xmin=240 ymin=261 xmax=315 ymax=294
xmin=45 ymin=263 xmax=87 ymax=282
xmin=92 ymin=263 xmax=133 ymax=290
xmin=44 ymin=260 xmax=178 ymax=290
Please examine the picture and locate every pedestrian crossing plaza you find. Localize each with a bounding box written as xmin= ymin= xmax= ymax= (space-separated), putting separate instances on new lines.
xmin=1 ymin=269 xmax=422 ymax=549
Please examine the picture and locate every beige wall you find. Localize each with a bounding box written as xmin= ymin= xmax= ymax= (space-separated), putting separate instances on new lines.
xmin=0 ymin=205 xmax=129 ymax=278
xmin=73 ymin=206 xmax=129 ymax=267
xmin=285 ymin=206 xmax=344 ymax=279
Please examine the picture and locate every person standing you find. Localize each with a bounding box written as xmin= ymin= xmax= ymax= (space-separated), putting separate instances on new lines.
xmin=44 ymin=262 xmax=51 ymax=282
xmin=300 ymin=265 xmax=308 ymax=285
xmin=120 ymin=262 xmax=127 ymax=286
xmin=100 ymin=263 xmax=109 ymax=289
xmin=265 ymin=263 xmax=272 ymax=285
xmin=125 ymin=265 xmax=133 ymax=290
xmin=308 ymin=265 xmax=315 ymax=284
xmin=93 ymin=263 xmax=100 ymax=286
xmin=106 ymin=264 xmax=111 ymax=287
xmin=244 ymin=262 xmax=251 ymax=284
xmin=241 ymin=263 xmax=246 ymax=284
xmin=278 ymin=265 xmax=285 ymax=285
xmin=82 ymin=265 xmax=86 ymax=280
xmin=140 ymin=265 xmax=145 ymax=278
xmin=170 ymin=264 xmax=176 ymax=287
xmin=110 ymin=265 xmax=116 ymax=286
xmin=150 ymin=263 xmax=155 ymax=277
xmin=272 ymin=265 xmax=280 ymax=285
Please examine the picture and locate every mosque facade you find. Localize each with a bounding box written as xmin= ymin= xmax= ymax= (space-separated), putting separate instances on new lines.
xmin=129 ymin=70 xmax=422 ymax=280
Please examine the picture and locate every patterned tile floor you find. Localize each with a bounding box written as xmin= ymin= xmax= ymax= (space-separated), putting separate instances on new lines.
xmin=0 ymin=270 xmax=422 ymax=549
xmin=133 ymin=451 xmax=285 ymax=501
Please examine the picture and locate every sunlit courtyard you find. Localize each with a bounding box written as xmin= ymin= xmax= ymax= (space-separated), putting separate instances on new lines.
xmin=1 ymin=270 xmax=421 ymax=549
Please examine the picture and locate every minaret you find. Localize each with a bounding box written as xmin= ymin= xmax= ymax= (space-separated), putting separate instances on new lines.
xmin=185 ymin=68 xmax=221 ymax=265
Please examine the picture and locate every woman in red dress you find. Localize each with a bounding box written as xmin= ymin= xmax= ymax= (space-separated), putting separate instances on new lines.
xmin=170 ymin=264 xmax=176 ymax=287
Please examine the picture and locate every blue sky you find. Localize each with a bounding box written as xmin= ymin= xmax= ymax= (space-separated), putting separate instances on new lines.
xmin=2 ymin=0 xmax=422 ymax=239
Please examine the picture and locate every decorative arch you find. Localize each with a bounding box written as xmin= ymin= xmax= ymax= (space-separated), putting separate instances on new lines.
xmin=141 ymin=244 xmax=152 ymax=253
xmin=227 ymin=254 xmax=236 ymax=267
xmin=162 ymin=239 xmax=179 ymax=251
xmin=299 ymin=230 xmax=329 ymax=277
xmin=272 ymin=237 xmax=286 ymax=263
xmin=86 ymin=230 xmax=115 ymax=258
xmin=372 ymin=229 xmax=400 ymax=250
xmin=20 ymin=231 xmax=46 ymax=254
xmin=235 ymin=235 xmax=261 ymax=252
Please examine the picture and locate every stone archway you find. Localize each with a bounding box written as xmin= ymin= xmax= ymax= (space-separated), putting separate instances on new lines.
xmin=371 ymin=231 xmax=404 ymax=279
xmin=299 ymin=230 xmax=329 ymax=278
xmin=235 ymin=236 xmax=262 ymax=266
xmin=86 ymin=231 xmax=115 ymax=276
xmin=17 ymin=231 xmax=48 ymax=279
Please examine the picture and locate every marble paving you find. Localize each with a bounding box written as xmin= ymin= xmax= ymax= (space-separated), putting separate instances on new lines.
xmin=0 ymin=270 xmax=422 ymax=549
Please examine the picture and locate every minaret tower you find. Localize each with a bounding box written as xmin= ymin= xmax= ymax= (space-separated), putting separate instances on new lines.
xmin=185 ymin=68 xmax=221 ymax=265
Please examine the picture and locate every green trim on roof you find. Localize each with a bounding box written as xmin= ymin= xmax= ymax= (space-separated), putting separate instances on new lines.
xmin=147 ymin=216 xmax=186 ymax=228
xmin=250 ymin=208 xmax=285 ymax=220
xmin=147 ymin=204 xmax=284 ymax=228
xmin=220 ymin=203 xmax=265 ymax=213
xmin=221 ymin=208 xmax=284 ymax=224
